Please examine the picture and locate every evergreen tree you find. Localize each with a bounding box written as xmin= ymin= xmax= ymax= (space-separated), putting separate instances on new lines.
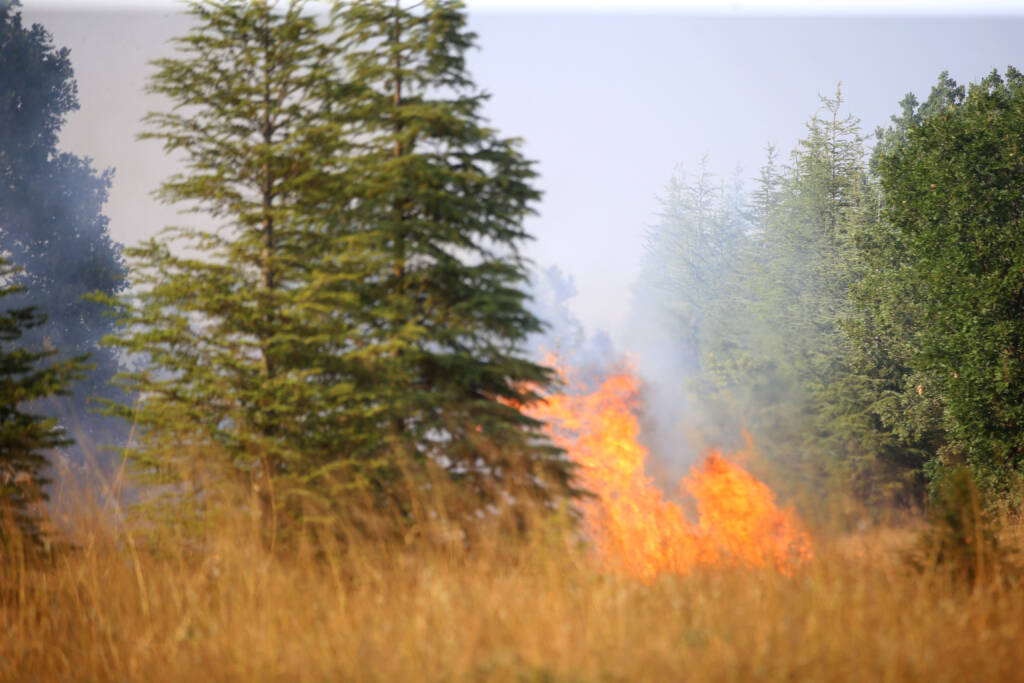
xmin=0 ymin=0 xmax=126 ymax=446
xmin=0 ymin=259 xmax=85 ymax=544
xmin=104 ymin=0 xmax=366 ymax=521
xmin=635 ymin=157 xmax=757 ymax=448
xmin=640 ymin=89 xmax=924 ymax=507
xmin=751 ymin=144 xmax=783 ymax=226
xmin=757 ymin=90 xmax=867 ymax=487
xmin=331 ymin=0 xmax=571 ymax=507
xmin=105 ymin=0 xmax=573 ymax=529
xmin=747 ymin=89 xmax=923 ymax=505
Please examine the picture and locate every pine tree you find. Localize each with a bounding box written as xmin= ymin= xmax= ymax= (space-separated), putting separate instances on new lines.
xmin=330 ymin=0 xmax=572 ymax=508
xmin=748 ymin=88 xmax=923 ymax=504
xmin=633 ymin=158 xmax=758 ymax=449
xmin=104 ymin=0 xmax=574 ymax=529
xmin=639 ymin=89 xmax=925 ymax=507
xmin=0 ymin=259 xmax=86 ymax=544
xmin=103 ymin=0 xmax=366 ymax=521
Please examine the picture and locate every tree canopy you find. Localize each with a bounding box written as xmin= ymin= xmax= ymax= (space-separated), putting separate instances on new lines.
xmin=0 ymin=0 xmax=127 ymax=448
xmin=865 ymin=68 xmax=1024 ymax=504
xmin=104 ymin=0 xmax=575 ymax=533
xmin=636 ymin=89 xmax=926 ymax=510
xmin=637 ymin=70 xmax=1024 ymax=512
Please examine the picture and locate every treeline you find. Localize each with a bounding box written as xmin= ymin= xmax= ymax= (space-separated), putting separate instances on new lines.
xmin=0 ymin=0 xmax=126 ymax=543
xmin=4 ymin=0 xmax=1024 ymax=546
xmin=640 ymin=75 xmax=1024 ymax=511
xmin=0 ymin=2 xmax=126 ymax=426
xmin=0 ymin=0 xmax=582 ymax=545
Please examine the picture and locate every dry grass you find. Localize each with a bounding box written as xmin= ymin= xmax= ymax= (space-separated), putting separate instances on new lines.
xmin=2 ymin=487 xmax=1024 ymax=683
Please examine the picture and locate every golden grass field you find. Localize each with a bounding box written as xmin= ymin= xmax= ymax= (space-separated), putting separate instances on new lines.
xmin=2 ymin=484 xmax=1023 ymax=683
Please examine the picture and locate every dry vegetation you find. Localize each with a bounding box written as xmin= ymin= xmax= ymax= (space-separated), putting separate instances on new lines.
xmin=2 ymin=476 xmax=1024 ymax=683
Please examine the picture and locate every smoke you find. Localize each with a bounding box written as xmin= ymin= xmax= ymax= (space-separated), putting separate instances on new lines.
xmin=614 ymin=161 xmax=759 ymax=483
xmin=0 ymin=2 xmax=129 ymax=476
xmin=526 ymin=257 xmax=709 ymax=486
xmin=526 ymin=264 xmax=616 ymax=380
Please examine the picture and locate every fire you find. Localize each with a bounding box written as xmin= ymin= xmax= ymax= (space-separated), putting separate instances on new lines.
xmin=531 ymin=361 xmax=812 ymax=579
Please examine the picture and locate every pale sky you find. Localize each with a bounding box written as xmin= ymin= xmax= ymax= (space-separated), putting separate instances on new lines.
xmin=22 ymin=0 xmax=1024 ymax=13
xmin=19 ymin=2 xmax=1024 ymax=350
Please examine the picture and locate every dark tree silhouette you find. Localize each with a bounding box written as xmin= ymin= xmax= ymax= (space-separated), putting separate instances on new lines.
xmin=0 ymin=258 xmax=86 ymax=544
xmin=0 ymin=0 xmax=127 ymax=456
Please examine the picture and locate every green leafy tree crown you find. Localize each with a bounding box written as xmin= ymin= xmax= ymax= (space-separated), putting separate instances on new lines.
xmin=0 ymin=0 xmax=127 ymax=451
xmin=869 ymin=68 xmax=1024 ymax=504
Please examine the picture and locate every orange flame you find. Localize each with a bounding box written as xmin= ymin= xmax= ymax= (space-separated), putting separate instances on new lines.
xmin=531 ymin=360 xmax=811 ymax=579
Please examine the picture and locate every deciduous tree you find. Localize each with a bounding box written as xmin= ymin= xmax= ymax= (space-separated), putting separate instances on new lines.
xmin=0 ymin=0 xmax=126 ymax=448
xmin=867 ymin=68 xmax=1024 ymax=504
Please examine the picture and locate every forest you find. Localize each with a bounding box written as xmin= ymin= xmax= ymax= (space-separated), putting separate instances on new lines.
xmin=2 ymin=0 xmax=1024 ymax=680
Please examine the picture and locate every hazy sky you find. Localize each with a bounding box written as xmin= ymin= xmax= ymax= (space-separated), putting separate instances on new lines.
xmin=20 ymin=2 xmax=1024 ymax=349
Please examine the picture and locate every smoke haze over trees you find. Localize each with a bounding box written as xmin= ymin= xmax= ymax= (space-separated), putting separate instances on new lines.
xmin=0 ymin=0 xmax=126 ymax=456
xmin=636 ymin=74 xmax=1024 ymax=512
xmin=6 ymin=4 xmax=1024 ymax=678
xmin=0 ymin=257 xmax=86 ymax=545
xmin=0 ymin=0 xmax=1023 ymax=545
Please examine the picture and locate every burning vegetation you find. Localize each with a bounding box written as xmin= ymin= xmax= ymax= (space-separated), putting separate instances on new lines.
xmin=4 ymin=1 xmax=1024 ymax=679
xmin=532 ymin=361 xmax=812 ymax=580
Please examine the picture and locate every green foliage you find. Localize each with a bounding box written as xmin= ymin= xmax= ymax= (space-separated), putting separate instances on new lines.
xmin=0 ymin=0 xmax=127 ymax=440
xmin=752 ymin=90 xmax=872 ymax=490
xmin=867 ymin=68 xmax=1024 ymax=504
xmin=636 ymin=157 xmax=753 ymax=444
xmin=104 ymin=0 xmax=574 ymax=532
xmin=769 ymin=90 xmax=924 ymax=506
xmin=640 ymin=89 xmax=924 ymax=508
xmin=644 ymin=71 xmax=1024 ymax=510
xmin=0 ymin=259 xmax=87 ymax=544
xmin=331 ymin=0 xmax=570 ymax=502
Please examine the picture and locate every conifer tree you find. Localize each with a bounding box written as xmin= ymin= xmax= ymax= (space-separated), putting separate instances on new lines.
xmin=330 ymin=0 xmax=571 ymax=506
xmin=633 ymin=158 xmax=757 ymax=448
xmin=748 ymin=90 xmax=921 ymax=504
xmin=105 ymin=0 xmax=574 ymax=525
xmin=640 ymin=90 xmax=925 ymax=507
xmin=0 ymin=259 xmax=85 ymax=543
xmin=104 ymin=0 xmax=363 ymax=517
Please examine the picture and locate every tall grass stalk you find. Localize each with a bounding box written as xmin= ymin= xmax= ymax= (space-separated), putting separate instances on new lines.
xmin=2 ymin=468 xmax=1024 ymax=682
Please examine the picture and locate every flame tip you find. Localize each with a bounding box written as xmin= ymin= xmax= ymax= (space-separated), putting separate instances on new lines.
xmin=527 ymin=359 xmax=812 ymax=579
